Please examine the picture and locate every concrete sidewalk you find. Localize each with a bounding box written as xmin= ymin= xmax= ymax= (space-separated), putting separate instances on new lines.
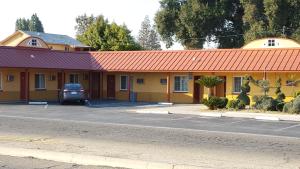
xmin=130 ymin=104 xmax=300 ymax=122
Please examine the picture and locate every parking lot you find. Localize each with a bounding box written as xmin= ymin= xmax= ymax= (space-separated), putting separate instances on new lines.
xmin=0 ymin=102 xmax=299 ymax=138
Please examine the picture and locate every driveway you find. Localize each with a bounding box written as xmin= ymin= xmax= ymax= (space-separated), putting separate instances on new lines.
xmin=0 ymin=103 xmax=299 ymax=138
xmin=0 ymin=103 xmax=300 ymax=168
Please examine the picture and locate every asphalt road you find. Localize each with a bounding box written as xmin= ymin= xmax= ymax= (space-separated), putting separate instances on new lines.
xmin=0 ymin=104 xmax=299 ymax=168
xmin=0 ymin=155 xmax=127 ymax=169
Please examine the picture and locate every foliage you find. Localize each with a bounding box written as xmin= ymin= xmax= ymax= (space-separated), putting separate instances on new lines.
xmin=155 ymin=0 xmax=243 ymax=49
xmin=155 ymin=0 xmax=300 ymax=49
xmin=15 ymin=18 xmax=29 ymax=31
xmin=203 ymin=96 xmax=228 ymax=110
xmin=275 ymin=78 xmax=286 ymax=101
xmin=196 ymin=76 xmax=224 ymax=88
xmin=138 ymin=16 xmax=161 ymax=50
xmin=283 ymin=96 xmax=300 ymax=114
xmin=75 ymin=14 xmax=96 ymax=36
xmin=196 ymin=76 xmax=224 ymax=97
xmin=241 ymin=0 xmax=300 ymax=43
xmin=252 ymin=95 xmax=277 ymax=111
xmin=237 ymin=76 xmax=251 ymax=105
xmin=76 ymin=15 xmax=142 ymax=51
xmin=15 ymin=13 xmax=44 ymax=32
xmin=226 ymin=99 xmax=245 ymax=110
xmin=250 ymin=78 xmax=270 ymax=96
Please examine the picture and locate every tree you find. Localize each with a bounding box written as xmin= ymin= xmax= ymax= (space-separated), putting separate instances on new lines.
xmin=196 ymin=76 xmax=224 ymax=97
xmin=15 ymin=14 xmax=44 ymax=32
xmin=75 ymin=14 xmax=96 ymax=36
xmin=29 ymin=14 xmax=44 ymax=32
xmin=155 ymin=0 xmax=244 ymax=49
xmin=155 ymin=0 xmax=300 ymax=49
xmin=76 ymin=15 xmax=141 ymax=51
xmin=138 ymin=16 xmax=161 ymax=50
xmin=15 ymin=18 xmax=29 ymax=31
xmin=241 ymin=0 xmax=300 ymax=43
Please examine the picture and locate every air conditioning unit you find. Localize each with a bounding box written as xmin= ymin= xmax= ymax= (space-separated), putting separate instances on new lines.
xmin=7 ymin=75 xmax=14 ymax=82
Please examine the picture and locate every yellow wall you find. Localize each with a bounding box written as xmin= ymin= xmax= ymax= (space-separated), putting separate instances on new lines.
xmin=1 ymin=32 xmax=30 ymax=46
xmin=242 ymin=38 xmax=300 ymax=49
xmin=0 ymin=68 xmax=299 ymax=104
xmin=48 ymin=44 xmax=76 ymax=52
xmin=0 ymin=69 xmax=90 ymax=102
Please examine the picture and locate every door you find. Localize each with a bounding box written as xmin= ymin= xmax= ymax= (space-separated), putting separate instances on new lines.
xmin=20 ymin=72 xmax=27 ymax=100
xmin=216 ymin=76 xmax=226 ymax=97
xmin=91 ymin=72 xmax=100 ymax=99
xmin=107 ymin=75 xmax=115 ymax=99
xmin=193 ymin=76 xmax=203 ymax=103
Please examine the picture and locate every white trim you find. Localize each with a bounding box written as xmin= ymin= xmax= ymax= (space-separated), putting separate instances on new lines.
xmin=120 ymin=75 xmax=128 ymax=91
xmin=35 ymin=73 xmax=46 ymax=90
xmin=174 ymin=75 xmax=189 ymax=92
xmin=232 ymin=76 xmax=243 ymax=93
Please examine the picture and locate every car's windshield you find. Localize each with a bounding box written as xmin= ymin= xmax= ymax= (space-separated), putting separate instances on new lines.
xmin=64 ymin=84 xmax=82 ymax=90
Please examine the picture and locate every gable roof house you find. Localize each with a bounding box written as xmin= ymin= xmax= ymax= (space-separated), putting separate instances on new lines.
xmin=0 ymin=30 xmax=90 ymax=52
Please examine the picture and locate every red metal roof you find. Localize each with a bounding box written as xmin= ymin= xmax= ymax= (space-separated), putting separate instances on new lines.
xmin=90 ymin=48 xmax=300 ymax=72
xmin=0 ymin=46 xmax=300 ymax=72
xmin=0 ymin=46 xmax=92 ymax=70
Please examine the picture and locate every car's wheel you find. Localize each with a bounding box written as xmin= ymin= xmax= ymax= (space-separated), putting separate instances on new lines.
xmin=80 ymin=100 xmax=85 ymax=105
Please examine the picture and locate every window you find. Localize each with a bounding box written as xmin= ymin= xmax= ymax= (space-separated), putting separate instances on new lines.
xmin=233 ymin=77 xmax=243 ymax=93
xmin=174 ymin=76 xmax=188 ymax=92
xmin=268 ymin=39 xmax=275 ymax=46
xmin=29 ymin=39 xmax=37 ymax=46
xmin=69 ymin=74 xmax=79 ymax=83
xmin=136 ymin=78 xmax=144 ymax=84
xmin=0 ymin=73 xmax=2 ymax=90
xmin=160 ymin=78 xmax=167 ymax=85
xmin=35 ymin=74 xmax=45 ymax=89
xmin=120 ymin=75 xmax=128 ymax=90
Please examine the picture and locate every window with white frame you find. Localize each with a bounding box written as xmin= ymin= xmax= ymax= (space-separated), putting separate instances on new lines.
xmin=69 ymin=74 xmax=79 ymax=83
xmin=268 ymin=39 xmax=275 ymax=46
xmin=233 ymin=77 xmax=243 ymax=93
xmin=0 ymin=73 xmax=2 ymax=90
xmin=29 ymin=39 xmax=38 ymax=46
xmin=35 ymin=74 xmax=45 ymax=89
xmin=120 ymin=75 xmax=128 ymax=90
xmin=174 ymin=76 xmax=188 ymax=92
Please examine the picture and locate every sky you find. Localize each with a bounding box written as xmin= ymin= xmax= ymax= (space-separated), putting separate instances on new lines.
xmin=0 ymin=0 xmax=183 ymax=50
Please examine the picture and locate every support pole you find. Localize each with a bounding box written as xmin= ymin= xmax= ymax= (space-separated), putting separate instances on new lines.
xmin=167 ymin=73 xmax=171 ymax=103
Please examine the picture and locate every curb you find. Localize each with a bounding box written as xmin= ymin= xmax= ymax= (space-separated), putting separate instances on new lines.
xmin=136 ymin=110 xmax=171 ymax=114
xmin=0 ymin=146 xmax=201 ymax=169
xmin=254 ymin=116 xmax=280 ymax=121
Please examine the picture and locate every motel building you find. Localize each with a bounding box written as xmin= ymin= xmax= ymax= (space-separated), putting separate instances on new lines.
xmin=0 ymin=34 xmax=300 ymax=104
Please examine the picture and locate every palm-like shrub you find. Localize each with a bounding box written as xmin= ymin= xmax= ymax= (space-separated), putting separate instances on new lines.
xmin=196 ymin=76 xmax=224 ymax=97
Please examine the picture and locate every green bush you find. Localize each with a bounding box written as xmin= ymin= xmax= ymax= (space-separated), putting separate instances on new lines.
xmin=216 ymin=97 xmax=228 ymax=109
xmin=283 ymin=102 xmax=293 ymax=113
xmin=237 ymin=76 xmax=251 ymax=105
xmin=252 ymin=95 xmax=276 ymax=111
xmin=226 ymin=99 xmax=245 ymax=110
xmin=203 ymin=96 xmax=228 ymax=110
xmin=294 ymin=91 xmax=300 ymax=98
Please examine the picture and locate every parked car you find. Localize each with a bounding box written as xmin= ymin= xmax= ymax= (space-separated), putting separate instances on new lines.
xmin=59 ymin=83 xmax=86 ymax=105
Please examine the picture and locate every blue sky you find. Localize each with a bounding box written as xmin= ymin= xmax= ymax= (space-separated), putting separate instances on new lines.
xmin=0 ymin=0 xmax=183 ymax=49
